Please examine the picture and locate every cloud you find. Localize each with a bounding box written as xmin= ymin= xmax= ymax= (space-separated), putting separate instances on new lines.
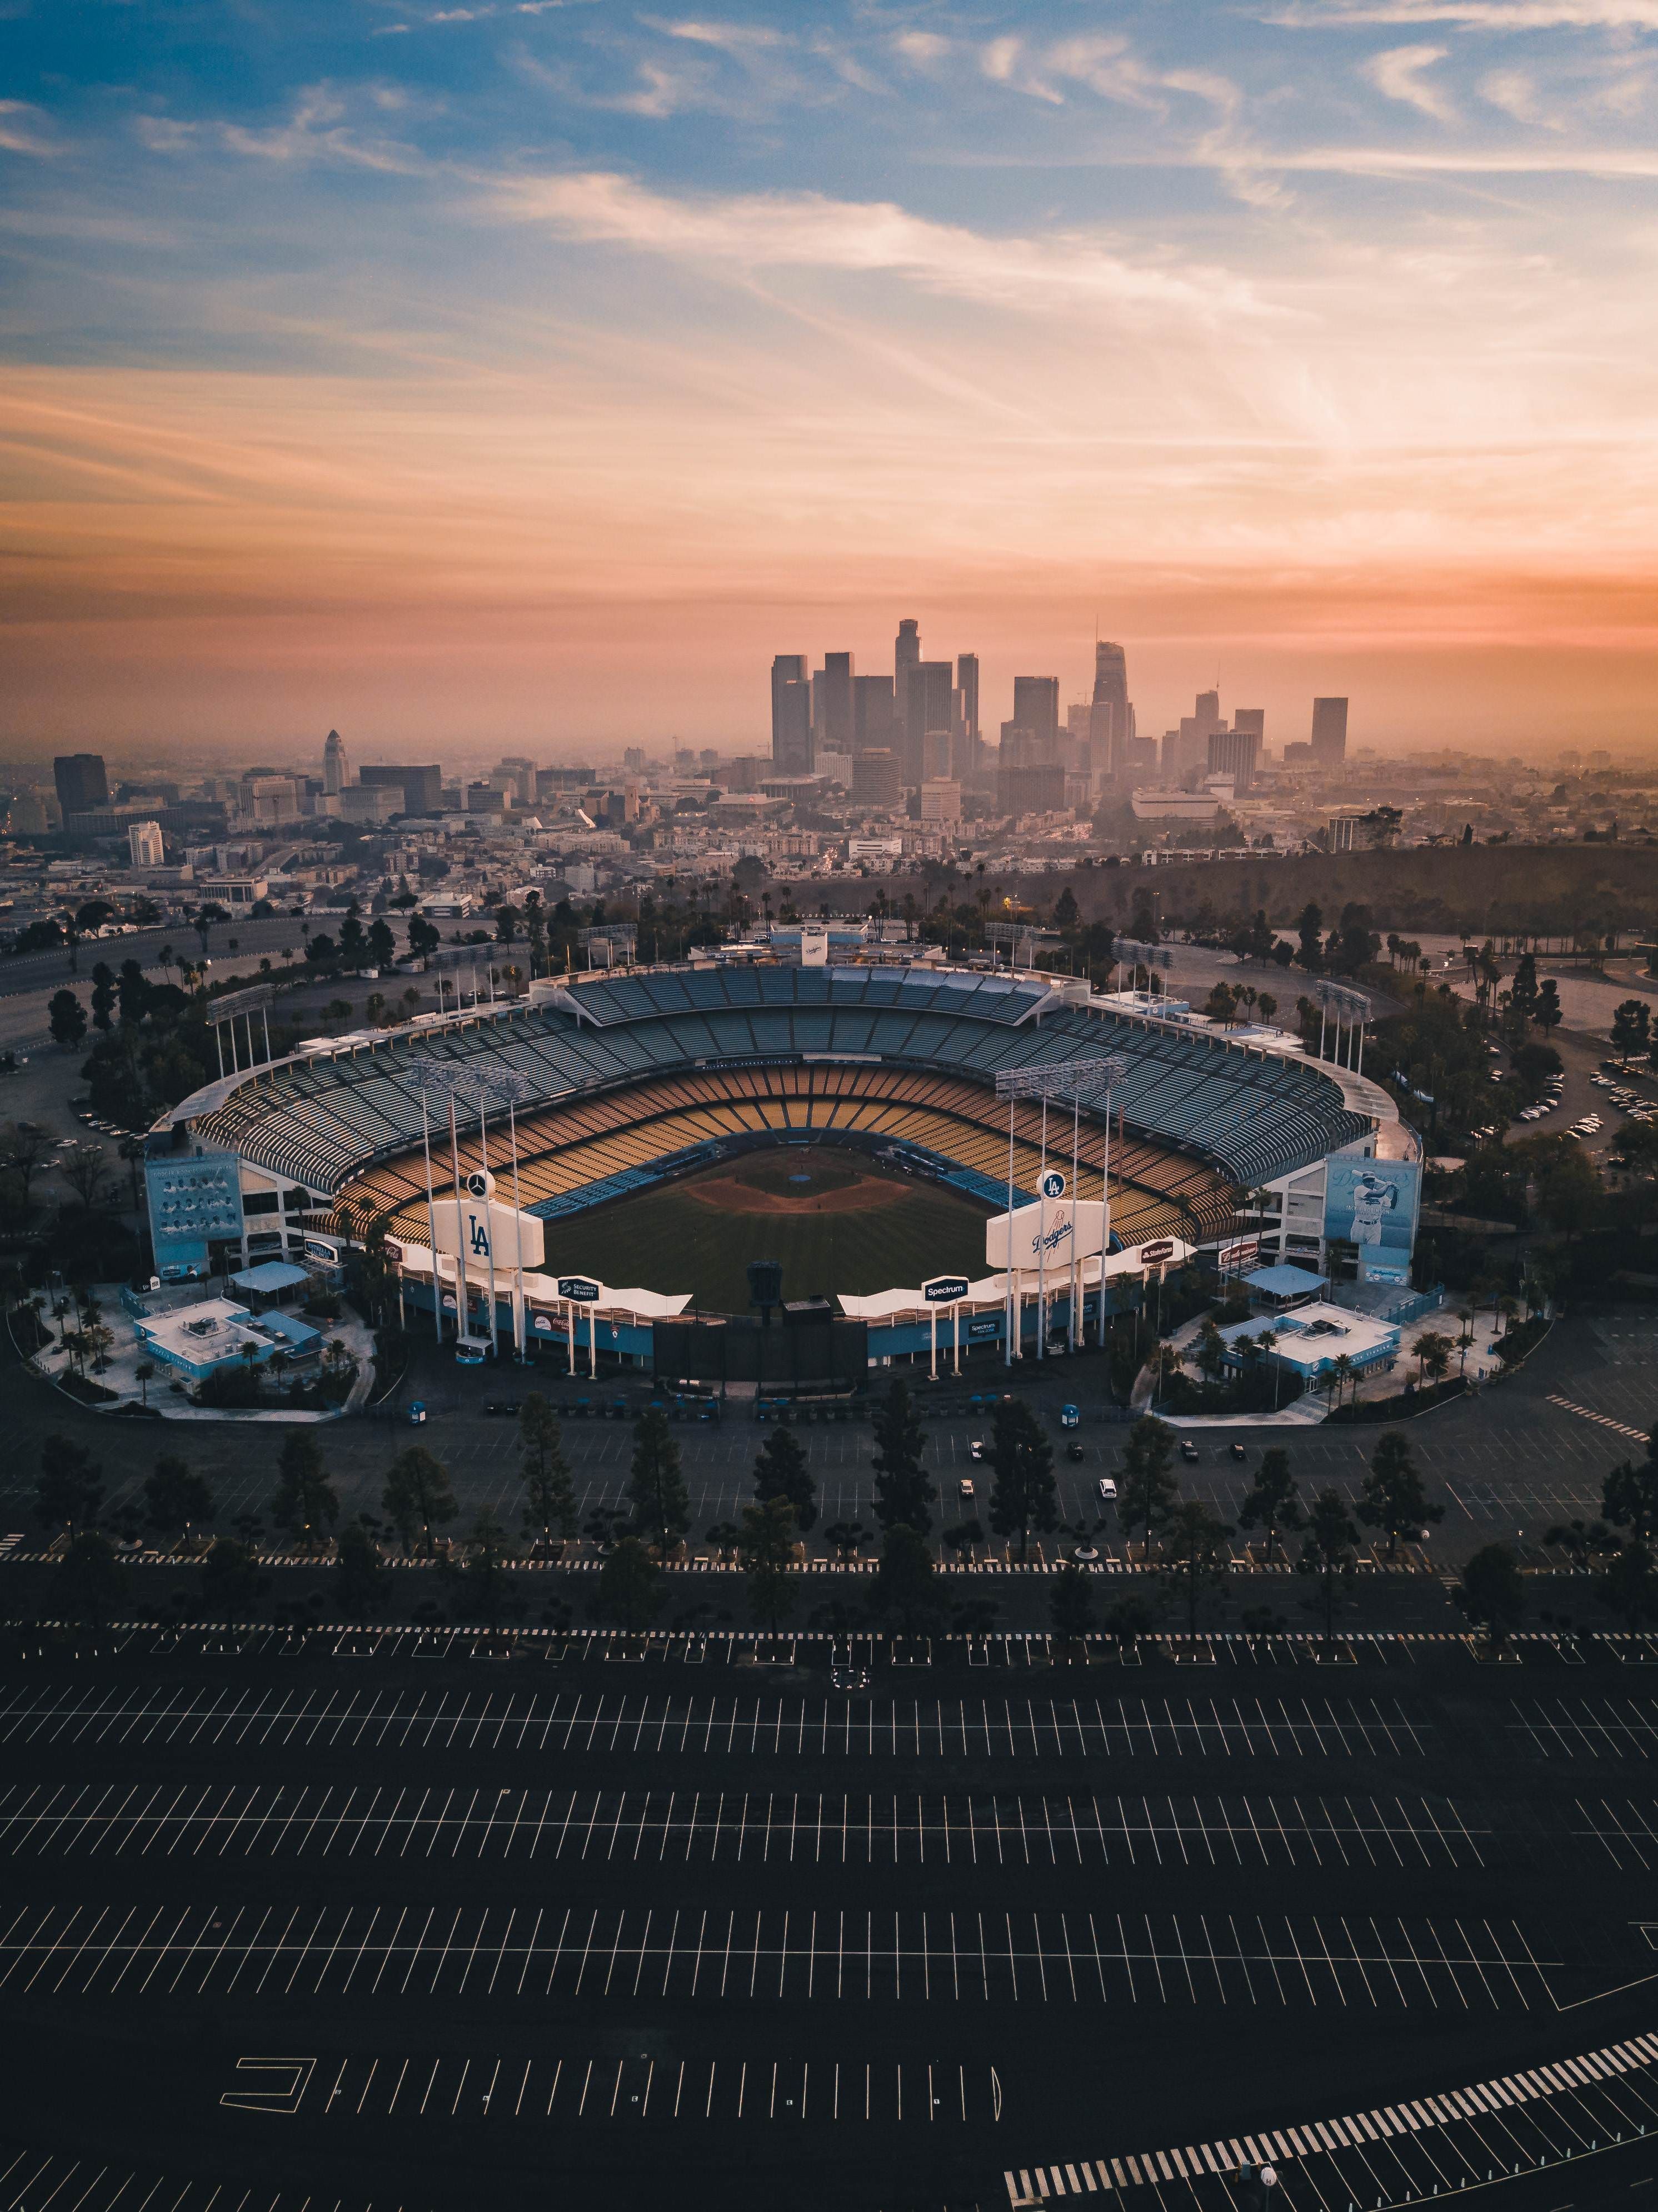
xmin=1479 ymin=66 xmax=1548 ymax=120
xmin=0 ymin=99 xmax=60 ymax=157
xmin=1362 ymin=43 xmax=1461 ymax=121
xmin=487 ymin=169 xmax=1279 ymax=323
xmin=1268 ymin=1 xmax=1658 ymax=26
xmin=893 ymin=31 xmax=951 ymax=67
xmin=646 ymin=17 xmax=784 ymax=49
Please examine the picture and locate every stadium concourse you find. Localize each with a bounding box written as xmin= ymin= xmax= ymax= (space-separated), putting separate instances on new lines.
xmin=158 ymin=961 xmax=1390 ymax=1357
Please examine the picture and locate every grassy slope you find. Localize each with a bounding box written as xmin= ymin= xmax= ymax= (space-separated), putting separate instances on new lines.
xmin=541 ymin=1172 xmax=990 ymax=1314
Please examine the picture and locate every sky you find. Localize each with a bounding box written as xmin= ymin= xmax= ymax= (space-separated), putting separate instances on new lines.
xmin=3 ymin=0 xmax=1658 ymax=761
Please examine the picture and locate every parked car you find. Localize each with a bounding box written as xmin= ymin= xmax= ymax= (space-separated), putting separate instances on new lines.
xmin=1060 ymin=1404 xmax=1080 ymax=1429
xmin=1066 ymin=1441 xmax=1085 ymax=1462
xmin=969 ymin=1438 xmax=987 ymax=1461
xmin=1229 ymin=1441 xmax=1247 ymax=1462
xmin=482 ymin=1400 xmax=520 ymax=1417
xmin=406 ymin=1400 xmax=428 ymax=1426
xmin=1097 ymin=1476 xmax=1118 ymax=1501
xmin=455 ymin=1344 xmax=486 ymax=1367
xmin=958 ymin=1477 xmax=976 ymax=1501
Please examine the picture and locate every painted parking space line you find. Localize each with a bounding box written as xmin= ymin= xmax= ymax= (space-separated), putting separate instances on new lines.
xmin=0 ymin=1785 xmax=1491 ymax=1869
xmin=1547 ymin=1396 xmax=1651 ymax=1444
xmin=0 ymin=1901 xmax=1559 ymax=2009
xmin=0 ymin=1686 xmax=1435 ymax=1757
xmin=1508 ymin=1694 xmax=1658 ymax=1760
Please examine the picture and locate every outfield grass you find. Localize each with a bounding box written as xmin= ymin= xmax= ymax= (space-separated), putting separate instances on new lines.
xmin=541 ymin=1162 xmax=990 ymax=1313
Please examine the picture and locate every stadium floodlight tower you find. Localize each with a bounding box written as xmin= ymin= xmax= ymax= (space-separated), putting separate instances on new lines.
xmin=403 ymin=1060 xmax=487 ymax=1346
xmin=578 ymin=925 xmax=638 ymax=971
xmin=993 ymin=1056 xmax=1126 ymax=1365
xmin=1315 ymin=983 xmax=1370 ymax=1073
xmin=1113 ymin=940 xmax=1172 ymax=996
xmin=479 ymin=1065 xmax=540 ymax=1361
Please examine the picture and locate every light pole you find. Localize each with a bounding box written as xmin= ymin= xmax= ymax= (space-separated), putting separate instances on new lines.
xmin=995 ymin=1057 xmax=1126 ymax=1366
xmin=481 ymin=1067 xmax=537 ymax=1364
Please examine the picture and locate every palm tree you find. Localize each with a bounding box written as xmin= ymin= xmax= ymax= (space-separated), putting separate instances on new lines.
xmin=135 ymin=1360 xmax=156 ymax=1408
xmin=1329 ymin=1351 xmax=1355 ymax=1409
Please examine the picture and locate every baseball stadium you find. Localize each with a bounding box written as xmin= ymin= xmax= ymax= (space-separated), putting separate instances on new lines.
xmin=148 ymin=956 xmax=1400 ymax=1376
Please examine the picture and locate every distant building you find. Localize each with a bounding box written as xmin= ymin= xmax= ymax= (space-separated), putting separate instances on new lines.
xmin=894 ymin=618 xmax=921 ymax=701
xmin=852 ymin=751 xmax=901 ymax=807
xmin=323 ymin=729 xmax=348 ymax=796
xmin=955 ymin=654 xmax=981 ymax=777
xmin=998 ymin=762 xmax=1066 ymax=815
xmin=920 ymin=778 xmax=962 ymax=824
xmin=1311 ymin=698 xmax=1349 ymax=766
xmin=903 ymin=661 xmax=955 ymax=786
xmin=1011 ymin=677 xmax=1060 ymax=756
xmin=1282 ymin=741 xmax=1314 ymax=765
xmin=1091 ymin=642 xmax=1130 ymax=777
xmin=722 ymin=756 xmax=767 ymax=793
xmin=1207 ymin=727 xmax=1259 ymax=793
xmin=539 ymin=767 xmax=598 ymax=791
xmin=54 ymin=754 xmax=108 ymax=816
xmin=1232 ymin=708 xmax=1265 ymax=745
xmin=815 ymin=651 xmax=855 ymax=760
xmin=359 ymin=764 xmax=442 ymax=815
xmin=336 ymin=785 xmax=401 ymax=825
xmin=854 ymin=674 xmax=896 ymax=755
xmin=771 ymin=653 xmax=812 ymax=773
xmin=127 ymin=820 xmax=165 ymax=869
xmin=623 ymin=747 xmax=646 ymax=772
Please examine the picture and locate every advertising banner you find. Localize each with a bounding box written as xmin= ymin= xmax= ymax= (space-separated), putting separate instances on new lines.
xmin=986 ymin=1200 xmax=1107 ymax=1272
xmin=1323 ymin=1158 xmax=1419 ymax=1279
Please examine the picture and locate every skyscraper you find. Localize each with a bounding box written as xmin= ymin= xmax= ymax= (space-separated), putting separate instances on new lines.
xmin=1311 ymin=697 xmax=1349 ymax=766
xmin=853 ymin=675 xmax=896 ymax=755
xmin=1090 ymin=642 xmax=1130 ymax=777
xmin=1011 ymin=677 xmax=1060 ymax=756
xmin=1193 ymin=690 xmax=1222 ymax=738
xmin=895 ymin=618 xmax=920 ymax=701
xmin=816 ymin=651 xmax=855 ymax=758
xmin=127 ymin=820 xmax=164 ymax=868
xmin=771 ymin=655 xmax=811 ymax=771
xmin=955 ymin=653 xmax=980 ymax=778
xmin=53 ymin=753 xmax=108 ymax=816
xmin=904 ymin=661 xmax=955 ymax=786
xmin=323 ymin=728 xmax=348 ymax=796
xmin=1207 ymin=727 xmax=1259 ymax=793
xmin=1232 ymin=708 xmax=1265 ymax=745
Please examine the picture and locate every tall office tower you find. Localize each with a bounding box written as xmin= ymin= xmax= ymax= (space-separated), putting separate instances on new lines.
xmin=1207 ymin=727 xmax=1259 ymax=793
xmin=623 ymin=747 xmax=646 ymax=772
xmin=361 ymin=764 xmax=443 ymax=815
xmin=852 ymin=750 xmax=901 ymax=807
xmin=1310 ymin=697 xmax=1349 ymax=766
xmin=1011 ymin=677 xmax=1061 ymax=757
xmin=904 ymin=660 xmax=955 ymax=785
xmin=999 ymin=723 xmax=1040 ymax=767
xmin=956 ymin=654 xmax=981 ymax=773
xmin=53 ymin=754 xmax=109 ymax=816
xmin=895 ymin=618 xmax=921 ymax=699
xmin=816 ymin=651 xmax=855 ymax=758
xmin=127 ymin=820 xmax=164 ymax=869
xmin=1232 ymin=708 xmax=1265 ymax=749
xmin=1193 ymin=690 xmax=1222 ymax=738
xmin=1090 ymin=641 xmax=1130 ymax=776
xmin=323 ymin=728 xmax=348 ymax=796
xmin=773 ymin=678 xmax=813 ymax=773
xmin=853 ymin=674 xmax=896 ymax=754
xmin=771 ymin=654 xmax=810 ymax=768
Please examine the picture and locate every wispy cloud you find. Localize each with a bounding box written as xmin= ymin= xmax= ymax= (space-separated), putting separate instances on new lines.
xmin=486 ymin=169 xmax=1280 ymax=321
xmin=137 ymin=86 xmax=425 ymax=173
xmin=1362 ymin=43 xmax=1461 ymax=121
xmin=0 ymin=100 xmax=61 ymax=157
xmin=1267 ymin=1 xmax=1658 ymax=28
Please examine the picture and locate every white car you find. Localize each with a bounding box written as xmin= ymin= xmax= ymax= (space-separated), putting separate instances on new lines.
xmin=968 ymin=1438 xmax=987 ymax=1461
xmin=1097 ymin=1477 xmax=1118 ymax=1502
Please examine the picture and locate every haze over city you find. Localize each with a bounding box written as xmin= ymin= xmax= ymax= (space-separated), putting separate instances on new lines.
xmin=5 ymin=0 xmax=1658 ymax=754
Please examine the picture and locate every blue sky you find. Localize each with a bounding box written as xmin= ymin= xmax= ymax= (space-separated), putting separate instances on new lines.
xmin=3 ymin=1 xmax=1657 ymax=752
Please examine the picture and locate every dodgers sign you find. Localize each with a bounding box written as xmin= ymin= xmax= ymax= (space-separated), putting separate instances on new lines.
xmin=1040 ymin=1171 xmax=1066 ymax=1200
xmin=433 ymin=1199 xmax=546 ymax=1271
xmin=986 ymin=1200 xmax=1107 ymax=1271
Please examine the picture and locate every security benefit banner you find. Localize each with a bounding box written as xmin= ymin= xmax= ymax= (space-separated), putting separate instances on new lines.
xmin=986 ymin=1199 xmax=1107 ymax=1273
xmin=432 ymin=1169 xmax=547 ymax=1273
xmin=1323 ymin=1157 xmax=1420 ymax=1284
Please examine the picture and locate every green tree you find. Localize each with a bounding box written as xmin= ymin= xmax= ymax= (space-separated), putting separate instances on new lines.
xmin=517 ymin=1395 xmax=577 ymax=1549
xmin=1455 ymin=1542 xmax=1525 ymax=1651
xmin=869 ymin=1376 xmax=935 ymax=1534
xmin=451 ymin=1509 xmax=515 ymax=1627
xmin=271 ymin=1431 xmax=339 ymax=1550
xmin=1117 ymin=1415 xmax=1178 ymax=1558
xmin=37 ymin=1434 xmax=103 ymax=1531
xmin=336 ymin=1520 xmax=388 ymax=1617
xmin=1597 ymin=1540 xmax=1658 ymax=1633
xmin=142 ymin=1454 xmax=213 ymax=1540
xmin=1603 ymin=1452 xmax=1658 ymax=1545
xmin=752 ymin=1426 xmax=818 ymax=1532
xmin=1161 ymin=1499 xmax=1232 ymax=1635
xmin=985 ymin=1397 xmax=1058 ymax=1563
xmin=738 ymin=1495 xmax=798 ymax=1631
xmin=1295 ymin=902 xmax=1324 ymax=973
xmin=1048 ymin=1561 xmax=1095 ymax=1644
xmin=48 ymin=989 xmax=87 ymax=1050
xmin=381 ymin=1445 xmax=458 ymax=1557
xmin=201 ymin=1537 xmax=263 ymax=1614
xmin=1611 ymin=998 xmax=1651 ymax=1062
xmin=1534 ymin=979 xmax=1563 ymax=1035
xmin=628 ymin=1407 xmax=691 ymax=1556
xmin=1192 ymin=1316 xmax=1227 ymax=1383
xmin=868 ymin=1522 xmax=942 ymax=1635
xmin=1236 ymin=1446 xmax=1302 ymax=1560
xmin=595 ymin=1535 xmax=663 ymax=1630
xmin=1357 ymin=1430 xmax=1442 ymax=1558
xmin=1299 ymin=1486 xmax=1360 ymax=1642
xmin=55 ymin=1529 xmax=126 ymax=1625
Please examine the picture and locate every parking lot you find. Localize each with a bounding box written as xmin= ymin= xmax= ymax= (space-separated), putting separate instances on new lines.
xmin=1 ymin=1632 xmax=1656 ymax=2212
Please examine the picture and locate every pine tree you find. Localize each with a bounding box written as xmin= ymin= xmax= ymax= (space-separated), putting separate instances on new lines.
xmin=1117 ymin=1415 xmax=1178 ymax=1557
xmin=738 ymin=1495 xmax=798 ymax=1631
xmin=518 ymin=1394 xmax=577 ymax=1549
xmin=1357 ymin=1430 xmax=1442 ymax=1558
xmin=382 ymin=1446 xmax=457 ymax=1557
xmin=1236 ymin=1446 xmax=1302 ymax=1560
xmin=870 ymin=1377 xmax=935 ymax=1534
xmin=628 ymin=1408 xmax=691 ymax=1556
xmin=752 ymin=1426 xmax=817 ymax=1532
xmin=1300 ymin=1486 xmax=1360 ymax=1642
xmin=986 ymin=1397 xmax=1058 ymax=1564
xmin=272 ymin=1432 xmax=339 ymax=1550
